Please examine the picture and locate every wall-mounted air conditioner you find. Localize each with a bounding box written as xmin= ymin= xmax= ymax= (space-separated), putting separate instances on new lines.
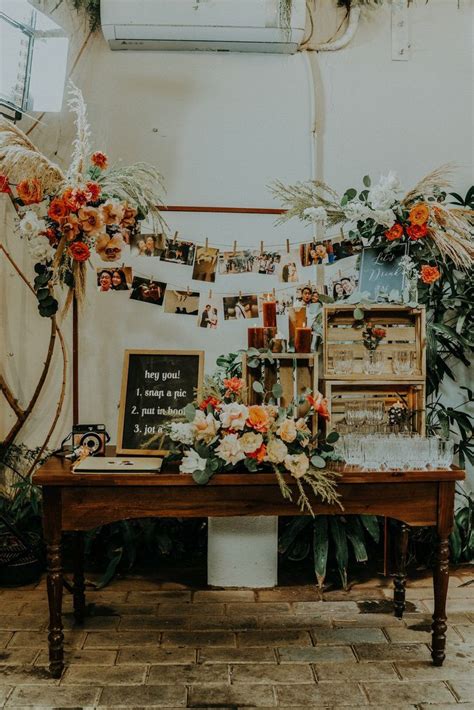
xmin=101 ymin=0 xmax=306 ymax=53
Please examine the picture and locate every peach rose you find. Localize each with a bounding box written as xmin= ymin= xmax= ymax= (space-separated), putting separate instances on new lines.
xmin=121 ymin=203 xmax=138 ymax=227
xmin=277 ymin=418 xmax=297 ymax=443
xmin=192 ymin=410 xmax=220 ymax=444
xmin=101 ymin=199 xmax=125 ymax=226
xmin=284 ymin=453 xmax=310 ymax=479
xmin=58 ymin=214 xmax=81 ymax=241
xmin=247 ymin=405 xmax=270 ymax=433
xmin=78 ymin=206 xmax=105 ymax=235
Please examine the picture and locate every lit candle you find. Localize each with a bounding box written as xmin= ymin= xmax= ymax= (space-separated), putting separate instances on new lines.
xmin=262 ymin=295 xmax=277 ymax=328
xmin=248 ymin=327 xmax=265 ymax=349
xmin=288 ymin=306 xmax=306 ymax=349
xmin=294 ymin=327 xmax=312 ymax=353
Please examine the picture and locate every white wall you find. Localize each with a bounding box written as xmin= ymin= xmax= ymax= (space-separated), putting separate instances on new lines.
xmin=1 ymin=0 xmax=472 ymax=488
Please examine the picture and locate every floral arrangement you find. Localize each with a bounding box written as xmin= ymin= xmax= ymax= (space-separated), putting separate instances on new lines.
xmin=362 ymin=324 xmax=386 ymax=351
xmin=272 ymin=166 xmax=474 ymax=280
xmin=165 ymin=375 xmax=342 ymax=515
xmin=0 ymin=83 xmax=166 ymax=317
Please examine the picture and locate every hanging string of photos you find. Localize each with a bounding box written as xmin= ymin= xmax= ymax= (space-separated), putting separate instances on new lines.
xmin=94 ymin=226 xmax=359 ymax=330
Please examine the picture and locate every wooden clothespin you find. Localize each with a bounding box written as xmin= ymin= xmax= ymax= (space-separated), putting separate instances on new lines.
xmin=239 ymin=290 xmax=242 ymax=299
xmin=205 ymin=237 xmax=209 ymax=249
xmin=187 ymin=285 xmax=190 ymax=295
xmin=233 ymin=240 xmax=237 ymax=254
xmin=260 ymin=240 xmax=264 ymax=255
xmin=272 ymin=287 xmax=276 ymax=299
xmin=208 ymin=288 xmax=212 ymax=299
xmin=286 ymin=238 xmax=290 ymax=254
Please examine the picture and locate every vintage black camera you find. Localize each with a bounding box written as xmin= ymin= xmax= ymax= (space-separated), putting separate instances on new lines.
xmin=72 ymin=424 xmax=107 ymax=456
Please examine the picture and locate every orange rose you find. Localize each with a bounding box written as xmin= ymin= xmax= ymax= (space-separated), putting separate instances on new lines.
xmin=223 ymin=377 xmax=244 ymax=397
xmin=78 ymin=206 xmax=104 ymax=235
xmin=385 ymin=223 xmax=403 ymax=241
xmin=68 ymin=241 xmax=90 ymax=262
xmin=307 ymin=392 xmax=330 ymax=420
xmin=248 ymin=443 xmax=267 ymax=463
xmin=409 ymin=203 xmax=429 ymax=225
xmin=247 ymin=405 xmax=270 ymax=433
xmin=59 ymin=214 xmax=81 ymax=241
xmin=420 ymin=264 xmax=441 ymax=285
xmin=406 ymin=223 xmax=428 ymax=241
xmin=0 ymin=175 xmax=11 ymax=193
xmin=199 ymin=396 xmax=221 ymax=411
xmin=17 ymin=178 xmax=43 ymax=205
xmin=48 ymin=197 xmax=69 ymax=222
xmin=86 ymin=181 xmax=101 ymax=201
xmin=91 ymin=151 xmax=108 ymax=169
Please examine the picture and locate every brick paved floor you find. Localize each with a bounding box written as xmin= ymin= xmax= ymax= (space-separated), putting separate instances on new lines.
xmin=0 ymin=568 xmax=472 ymax=708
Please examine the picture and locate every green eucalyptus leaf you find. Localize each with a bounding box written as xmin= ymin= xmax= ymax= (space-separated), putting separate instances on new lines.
xmin=311 ymin=455 xmax=326 ymax=469
xmin=363 ymin=175 xmax=371 ymax=188
xmin=326 ymin=431 xmax=340 ymax=444
xmin=184 ymin=403 xmax=197 ymax=422
xmin=192 ymin=469 xmax=210 ymax=485
xmin=252 ymin=380 xmax=264 ymax=394
xmin=353 ymin=307 xmax=365 ymax=321
xmin=272 ymin=383 xmax=283 ymax=398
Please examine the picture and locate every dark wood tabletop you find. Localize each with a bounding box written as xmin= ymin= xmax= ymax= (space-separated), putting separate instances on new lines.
xmin=32 ymin=451 xmax=465 ymax=677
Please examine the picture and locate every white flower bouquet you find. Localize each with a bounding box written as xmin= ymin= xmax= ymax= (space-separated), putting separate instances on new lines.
xmin=166 ymin=376 xmax=342 ymax=515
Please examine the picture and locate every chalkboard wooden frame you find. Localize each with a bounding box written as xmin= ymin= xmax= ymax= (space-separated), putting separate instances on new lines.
xmin=116 ymin=349 xmax=204 ymax=456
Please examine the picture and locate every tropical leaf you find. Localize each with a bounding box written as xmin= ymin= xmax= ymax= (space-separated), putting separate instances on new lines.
xmin=313 ymin=515 xmax=329 ymax=588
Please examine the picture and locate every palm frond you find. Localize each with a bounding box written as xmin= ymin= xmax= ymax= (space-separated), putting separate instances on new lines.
xmin=98 ymin=162 xmax=167 ymax=232
xmin=0 ymin=117 xmax=64 ymax=193
xmin=66 ymin=82 xmax=92 ymax=185
xmin=403 ymin=163 xmax=456 ymax=204
xmin=270 ymin=179 xmax=344 ymax=225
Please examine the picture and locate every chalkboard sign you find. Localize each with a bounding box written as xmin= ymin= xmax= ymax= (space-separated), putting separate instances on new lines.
xmin=117 ymin=350 xmax=204 ymax=455
xmin=359 ymin=247 xmax=407 ymax=301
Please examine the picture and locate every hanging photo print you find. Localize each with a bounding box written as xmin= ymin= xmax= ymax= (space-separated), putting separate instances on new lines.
xmin=160 ymin=237 xmax=196 ymax=266
xmin=97 ymin=267 xmax=132 ymax=292
xmin=258 ymin=290 xmax=295 ymax=316
xmin=197 ymin=299 xmax=220 ymax=329
xmin=130 ymin=233 xmax=166 ymax=257
xmin=324 ymin=255 xmax=359 ymax=301
xmin=192 ymin=246 xmax=219 ymax=282
xmin=300 ymin=238 xmax=362 ymax=266
xmin=223 ymin=294 xmax=259 ymax=320
xmin=295 ymin=283 xmax=324 ymax=307
xmin=130 ymin=276 xmax=167 ymax=305
xmin=164 ymin=289 xmax=200 ymax=316
xmin=277 ymin=250 xmax=300 ymax=283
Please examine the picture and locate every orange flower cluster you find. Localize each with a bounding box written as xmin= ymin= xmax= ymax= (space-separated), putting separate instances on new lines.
xmin=223 ymin=377 xmax=244 ymax=397
xmin=420 ymin=264 xmax=441 ymax=284
xmin=247 ymin=405 xmax=270 ymax=433
xmin=307 ymin=393 xmax=330 ymax=420
xmin=385 ymin=224 xmax=403 ymax=241
xmin=199 ymin=396 xmax=221 ymax=411
xmin=91 ymin=151 xmax=108 ymax=169
xmin=384 ymin=202 xmax=430 ymax=243
xmin=17 ymin=178 xmax=42 ymax=205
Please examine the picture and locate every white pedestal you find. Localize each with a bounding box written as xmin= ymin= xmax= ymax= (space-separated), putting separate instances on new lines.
xmin=207 ymin=516 xmax=278 ymax=588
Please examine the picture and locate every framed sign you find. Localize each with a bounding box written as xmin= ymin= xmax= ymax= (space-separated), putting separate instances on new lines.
xmin=117 ymin=350 xmax=204 ymax=455
xmin=359 ymin=247 xmax=407 ymax=301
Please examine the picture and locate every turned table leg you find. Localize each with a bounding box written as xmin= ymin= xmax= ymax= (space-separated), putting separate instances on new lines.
xmin=43 ymin=488 xmax=64 ymax=678
xmin=73 ymin=532 xmax=86 ymax=624
xmin=393 ymin=522 xmax=409 ymax=619
xmin=432 ymin=534 xmax=450 ymax=666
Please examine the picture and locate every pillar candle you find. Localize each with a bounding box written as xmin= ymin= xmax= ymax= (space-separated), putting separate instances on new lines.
xmin=294 ymin=327 xmax=312 ymax=353
xmin=248 ymin=327 xmax=265 ymax=349
xmin=288 ymin=306 xmax=306 ymax=348
xmin=262 ymin=298 xmax=277 ymax=328
xmin=263 ymin=327 xmax=277 ymax=350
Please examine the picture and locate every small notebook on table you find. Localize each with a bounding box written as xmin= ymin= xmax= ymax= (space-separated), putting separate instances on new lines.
xmin=73 ymin=456 xmax=163 ymax=474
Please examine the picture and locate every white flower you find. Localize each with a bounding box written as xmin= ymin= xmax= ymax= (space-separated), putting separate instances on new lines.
xmin=28 ymin=236 xmax=55 ymax=264
xmin=20 ymin=211 xmax=46 ymax=238
xmin=265 ymin=438 xmax=288 ymax=464
xmin=219 ymin=402 xmax=249 ymax=431
xmin=343 ymin=201 xmax=370 ymax=222
xmin=240 ymin=432 xmax=263 ymax=454
xmin=169 ymin=422 xmax=194 ymax=446
xmin=379 ymin=171 xmax=402 ymax=193
xmin=303 ymin=206 xmax=327 ymax=224
xmin=193 ymin=410 xmax=220 ymax=444
xmin=368 ymin=186 xmax=396 ymax=211
xmin=215 ymin=433 xmax=245 ymax=466
xmin=371 ymin=209 xmax=396 ymax=228
xmin=284 ymin=453 xmax=310 ymax=479
xmin=179 ymin=449 xmax=207 ymax=475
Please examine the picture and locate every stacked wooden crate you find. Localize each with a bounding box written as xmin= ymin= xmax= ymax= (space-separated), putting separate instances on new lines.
xmin=321 ymin=304 xmax=426 ymax=435
xmin=242 ymin=353 xmax=318 ymax=431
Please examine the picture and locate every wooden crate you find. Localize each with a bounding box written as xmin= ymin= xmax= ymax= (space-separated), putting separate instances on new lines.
xmin=242 ymin=353 xmax=318 ymax=429
xmin=323 ymin=304 xmax=426 ymax=381
xmin=323 ymin=380 xmax=426 ymax=435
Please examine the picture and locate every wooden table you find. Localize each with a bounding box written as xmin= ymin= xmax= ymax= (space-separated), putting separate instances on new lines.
xmin=33 ymin=457 xmax=464 ymax=678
